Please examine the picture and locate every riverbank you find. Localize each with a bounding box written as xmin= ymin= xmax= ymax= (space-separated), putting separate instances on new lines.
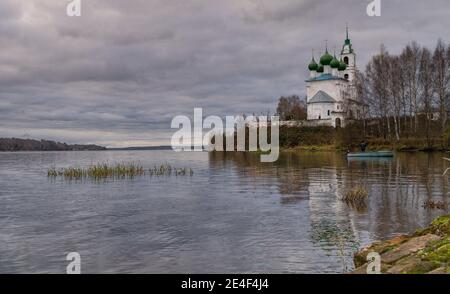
xmin=352 ymin=215 xmax=450 ymax=274
xmin=280 ymin=141 xmax=450 ymax=152
xmin=278 ymin=125 xmax=449 ymax=152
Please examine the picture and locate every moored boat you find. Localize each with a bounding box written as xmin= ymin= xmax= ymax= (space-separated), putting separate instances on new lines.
xmin=347 ymin=151 xmax=394 ymax=158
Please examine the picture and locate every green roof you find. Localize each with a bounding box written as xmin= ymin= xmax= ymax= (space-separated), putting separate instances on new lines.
xmin=320 ymin=50 xmax=333 ymax=66
xmin=316 ymin=64 xmax=324 ymax=73
xmin=338 ymin=58 xmax=347 ymax=71
xmin=330 ymin=55 xmax=340 ymax=68
xmin=308 ymin=57 xmax=318 ymax=71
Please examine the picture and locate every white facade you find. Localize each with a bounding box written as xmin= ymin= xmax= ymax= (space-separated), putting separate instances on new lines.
xmin=306 ymin=29 xmax=361 ymax=127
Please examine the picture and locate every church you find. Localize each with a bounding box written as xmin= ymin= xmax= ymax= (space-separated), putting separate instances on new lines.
xmin=306 ymin=28 xmax=362 ymax=127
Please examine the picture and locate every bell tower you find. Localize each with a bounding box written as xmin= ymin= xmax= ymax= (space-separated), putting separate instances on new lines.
xmin=341 ymin=25 xmax=356 ymax=84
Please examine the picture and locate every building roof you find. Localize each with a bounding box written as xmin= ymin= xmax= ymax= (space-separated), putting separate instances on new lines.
xmin=305 ymin=73 xmax=346 ymax=82
xmin=308 ymin=90 xmax=337 ymax=104
xmin=320 ymin=50 xmax=333 ymax=66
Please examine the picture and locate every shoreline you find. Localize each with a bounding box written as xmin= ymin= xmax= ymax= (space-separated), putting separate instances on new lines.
xmin=281 ymin=146 xmax=449 ymax=153
xmin=352 ymin=215 xmax=450 ymax=274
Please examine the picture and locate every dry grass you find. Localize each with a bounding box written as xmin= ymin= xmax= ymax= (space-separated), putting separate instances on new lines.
xmin=423 ymin=200 xmax=448 ymax=210
xmin=341 ymin=186 xmax=369 ymax=203
xmin=148 ymin=164 xmax=193 ymax=176
xmin=48 ymin=163 xmax=193 ymax=180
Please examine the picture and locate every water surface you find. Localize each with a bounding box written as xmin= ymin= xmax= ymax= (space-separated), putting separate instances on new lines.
xmin=0 ymin=150 xmax=448 ymax=273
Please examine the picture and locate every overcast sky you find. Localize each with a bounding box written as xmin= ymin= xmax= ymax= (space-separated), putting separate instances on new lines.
xmin=0 ymin=0 xmax=449 ymax=147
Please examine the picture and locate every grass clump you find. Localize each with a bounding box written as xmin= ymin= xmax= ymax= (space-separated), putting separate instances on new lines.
xmin=422 ymin=200 xmax=448 ymax=210
xmin=48 ymin=163 xmax=144 ymax=180
xmin=340 ymin=186 xmax=368 ymax=203
xmin=148 ymin=164 xmax=193 ymax=176
xmin=47 ymin=163 xmax=193 ymax=180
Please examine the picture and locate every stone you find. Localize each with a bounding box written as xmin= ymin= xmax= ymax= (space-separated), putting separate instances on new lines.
xmin=351 ymin=263 xmax=391 ymax=274
xmin=353 ymin=235 xmax=409 ymax=267
xmin=386 ymin=255 xmax=437 ymax=274
xmin=426 ymin=267 xmax=450 ymax=274
xmin=381 ymin=234 xmax=440 ymax=264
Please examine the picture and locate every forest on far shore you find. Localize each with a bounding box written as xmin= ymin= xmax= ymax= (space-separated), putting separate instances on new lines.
xmin=0 ymin=138 xmax=106 ymax=151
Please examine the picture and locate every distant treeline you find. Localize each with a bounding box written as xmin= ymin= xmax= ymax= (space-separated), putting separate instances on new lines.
xmin=0 ymin=138 xmax=106 ymax=151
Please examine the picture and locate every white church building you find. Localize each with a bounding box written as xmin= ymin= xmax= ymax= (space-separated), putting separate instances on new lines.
xmin=306 ymin=28 xmax=362 ymax=127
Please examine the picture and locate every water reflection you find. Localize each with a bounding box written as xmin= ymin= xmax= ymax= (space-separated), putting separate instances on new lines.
xmin=0 ymin=150 xmax=448 ymax=273
xmin=208 ymin=151 xmax=449 ymax=268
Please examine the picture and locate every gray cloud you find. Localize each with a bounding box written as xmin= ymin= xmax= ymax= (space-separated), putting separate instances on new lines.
xmin=0 ymin=0 xmax=449 ymax=147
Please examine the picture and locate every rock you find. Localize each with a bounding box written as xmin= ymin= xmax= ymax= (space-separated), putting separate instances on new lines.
xmin=426 ymin=267 xmax=450 ymax=274
xmin=386 ymin=255 xmax=437 ymax=274
xmin=351 ymin=264 xmax=368 ymax=274
xmin=352 ymin=215 xmax=450 ymax=274
xmin=415 ymin=215 xmax=450 ymax=236
xmin=351 ymin=262 xmax=391 ymax=274
xmin=353 ymin=235 xmax=409 ymax=267
xmin=381 ymin=234 xmax=440 ymax=264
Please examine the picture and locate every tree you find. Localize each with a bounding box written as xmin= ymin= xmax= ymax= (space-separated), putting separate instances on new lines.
xmin=276 ymin=95 xmax=307 ymax=121
xmin=354 ymin=71 xmax=370 ymax=137
xmin=419 ymin=47 xmax=434 ymax=148
xmin=432 ymin=39 xmax=449 ymax=133
xmin=365 ymin=45 xmax=391 ymax=139
xmin=356 ymin=40 xmax=448 ymax=148
xmin=402 ymin=42 xmax=422 ymax=133
xmin=388 ymin=55 xmax=403 ymax=141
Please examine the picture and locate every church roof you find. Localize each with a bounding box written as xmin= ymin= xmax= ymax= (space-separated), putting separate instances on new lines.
xmin=305 ymin=73 xmax=346 ymax=82
xmin=308 ymin=90 xmax=337 ymax=104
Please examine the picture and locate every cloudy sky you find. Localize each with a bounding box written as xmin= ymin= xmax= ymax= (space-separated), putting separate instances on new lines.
xmin=0 ymin=0 xmax=449 ymax=147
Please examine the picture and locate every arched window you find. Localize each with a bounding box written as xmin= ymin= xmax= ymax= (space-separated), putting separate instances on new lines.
xmin=335 ymin=118 xmax=341 ymax=128
xmin=344 ymin=56 xmax=349 ymax=65
xmin=327 ymin=110 xmax=330 ymax=116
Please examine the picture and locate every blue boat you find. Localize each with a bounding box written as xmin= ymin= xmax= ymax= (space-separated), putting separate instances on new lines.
xmin=347 ymin=151 xmax=394 ymax=158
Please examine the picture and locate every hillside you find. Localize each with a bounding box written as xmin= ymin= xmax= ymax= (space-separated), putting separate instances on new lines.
xmin=0 ymin=138 xmax=106 ymax=151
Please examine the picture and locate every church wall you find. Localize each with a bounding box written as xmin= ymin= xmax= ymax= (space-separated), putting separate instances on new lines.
xmin=307 ymin=103 xmax=335 ymax=120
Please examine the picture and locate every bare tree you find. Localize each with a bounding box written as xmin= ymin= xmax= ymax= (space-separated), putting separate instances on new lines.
xmin=276 ymin=95 xmax=307 ymax=121
xmin=388 ymin=55 xmax=403 ymax=141
xmin=432 ymin=39 xmax=449 ymax=133
xmin=365 ymin=45 xmax=391 ymax=139
xmin=419 ymin=47 xmax=435 ymax=148
xmin=402 ymin=42 xmax=422 ymax=133
xmin=356 ymin=40 xmax=448 ymax=148
xmin=355 ymin=70 xmax=370 ymax=137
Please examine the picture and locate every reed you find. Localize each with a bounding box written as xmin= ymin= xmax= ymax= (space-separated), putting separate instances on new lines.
xmin=48 ymin=163 xmax=193 ymax=180
xmin=148 ymin=164 xmax=193 ymax=176
xmin=341 ymin=186 xmax=368 ymax=203
xmin=423 ymin=200 xmax=448 ymax=210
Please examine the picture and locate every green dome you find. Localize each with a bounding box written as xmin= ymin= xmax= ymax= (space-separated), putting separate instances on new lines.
xmin=330 ymin=55 xmax=340 ymax=68
xmin=308 ymin=58 xmax=318 ymax=71
xmin=316 ymin=64 xmax=324 ymax=73
xmin=338 ymin=59 xmax=347 ymax=71
xmin=320 ymin=50 xmax=333 ymax=66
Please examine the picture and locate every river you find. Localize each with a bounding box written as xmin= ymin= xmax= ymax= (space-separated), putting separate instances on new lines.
xmin=0 ymin=150 xmax=448 ymax=273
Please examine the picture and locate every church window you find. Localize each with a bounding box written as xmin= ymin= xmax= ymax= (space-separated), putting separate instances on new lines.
xmin=344 ymin=74 xmax=349 ymax=79
xmin=327 ymin=110 xmax=330 ymax=116
xmin=344 ymin=56 xmax=349 ymax=64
